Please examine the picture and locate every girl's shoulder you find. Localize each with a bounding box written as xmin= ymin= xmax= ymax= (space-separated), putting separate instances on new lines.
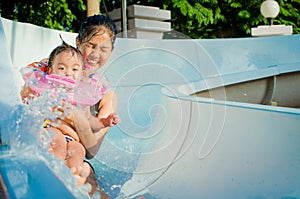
xmin=27 ymin=60 xmax=49 ymax=73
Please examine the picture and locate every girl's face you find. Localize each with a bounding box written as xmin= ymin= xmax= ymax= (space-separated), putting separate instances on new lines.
xmin=49 ymin=51 xmax=83 ymax=80
xmin=77 ymin=30 xmax=113 ymax=71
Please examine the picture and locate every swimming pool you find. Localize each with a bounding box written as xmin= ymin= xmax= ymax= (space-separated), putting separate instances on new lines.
xmin=1 ymin=17 xmax=300 ymax=199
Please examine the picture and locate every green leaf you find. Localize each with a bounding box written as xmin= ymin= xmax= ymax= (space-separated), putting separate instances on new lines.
xmin=238 ymin=10 xmax=251 ymax=19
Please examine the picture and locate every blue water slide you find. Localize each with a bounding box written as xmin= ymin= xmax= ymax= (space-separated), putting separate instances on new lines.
xmin=99 ymin=35 xmax=300 ymax=198
xmin=1 ymin=16 xmax=300 ymax=199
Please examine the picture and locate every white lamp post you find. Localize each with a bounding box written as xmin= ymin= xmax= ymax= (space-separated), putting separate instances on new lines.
xmin=251 ymin=0 xmax=293 ymax=36
xmin=260 ymin=0 xmax=280 ymax=25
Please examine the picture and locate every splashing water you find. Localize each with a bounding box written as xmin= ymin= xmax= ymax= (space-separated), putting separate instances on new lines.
xmin=13 ymin=64 xmax=118 ymax=197
xmin=4 ymin=87 xmax=95 ymax=198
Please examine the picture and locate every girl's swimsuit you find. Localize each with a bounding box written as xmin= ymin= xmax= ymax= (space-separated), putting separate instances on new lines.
xmin=43 ymin=119 xmax=75 ymax=142
xmin=64 ymin=135 xmax=75 ymax=142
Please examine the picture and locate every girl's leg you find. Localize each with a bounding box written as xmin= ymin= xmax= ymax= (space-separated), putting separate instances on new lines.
xmin=65 ymin=141 xmax=86 ymax=168
xmin=47 ymin=127 xmax=67 ymax=160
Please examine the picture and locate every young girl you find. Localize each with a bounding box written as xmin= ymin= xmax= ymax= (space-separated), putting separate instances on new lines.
xmin=21 ymin=42 xmax=120 ymax=180
xmin=74 ymin=14 xmax=119 ymax=195
xmin=75 ymin=14 xmax=118 ymax=159
xmin=22 ymin=14 xmax=119 ymax=193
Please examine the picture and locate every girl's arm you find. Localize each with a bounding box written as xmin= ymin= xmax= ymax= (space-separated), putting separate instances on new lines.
xmin=87 ymin=91 xmax=118 ymax=158
xmin=20 ymin=85 xmax=38 ymax=103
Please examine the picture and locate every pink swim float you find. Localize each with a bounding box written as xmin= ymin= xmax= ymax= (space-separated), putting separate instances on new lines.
xmin=21 ymin=65 xmax=111 ymax=106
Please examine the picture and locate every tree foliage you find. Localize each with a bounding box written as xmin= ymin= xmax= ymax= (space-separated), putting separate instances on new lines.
xmin=136 ymin=0 xmax=300 ymax=38
xmin=0 ymin=0 xmax=299 ymax=38
xmin=0 ymin=0 xmax=86 ymax=32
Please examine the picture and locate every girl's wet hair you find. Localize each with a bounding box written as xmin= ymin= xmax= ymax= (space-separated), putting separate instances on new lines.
xmin=77 ymin=15 xmax=117 ymax=47
xmin=48 ymin=36 xmax=84 ymax=68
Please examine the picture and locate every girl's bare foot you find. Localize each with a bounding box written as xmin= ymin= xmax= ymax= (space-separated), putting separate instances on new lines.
xmin=70 ymin=162 xmax=91 ymax=185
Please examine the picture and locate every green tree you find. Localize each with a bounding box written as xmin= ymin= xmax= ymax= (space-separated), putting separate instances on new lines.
xmin=141 ymin=0 xmax=300 ymax=38
xmin=1 ymin=0 xmax=299 ymax=38
xmin=0 ymin=0 xmax=86 ymax=32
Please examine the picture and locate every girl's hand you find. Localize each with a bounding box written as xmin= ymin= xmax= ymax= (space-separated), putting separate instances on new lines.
xmin=104 ymin=113 xmax=120 ymax=127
